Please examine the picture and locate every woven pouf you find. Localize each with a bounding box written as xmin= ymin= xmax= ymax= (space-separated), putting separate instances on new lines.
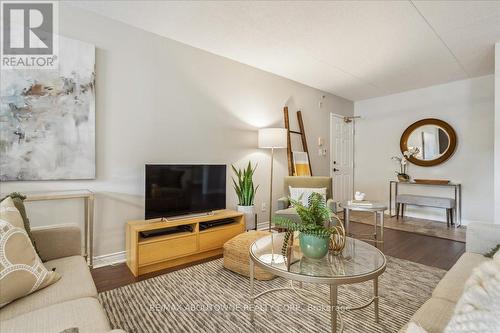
xmin=223 ymin=230 xmax=275 ymax=281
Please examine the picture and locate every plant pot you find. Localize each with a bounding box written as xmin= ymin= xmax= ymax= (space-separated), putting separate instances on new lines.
xmin=237 ymin=205 xmax=256 ymax=230
xmin=299 ymin=233 xmax=329 ymax=260
xmin=397 ymin=174 xmax=410 ymax=182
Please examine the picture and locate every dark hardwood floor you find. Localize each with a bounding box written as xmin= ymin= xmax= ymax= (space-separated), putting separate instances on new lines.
xmin=91 ymin=221 xmax=465 ymax=293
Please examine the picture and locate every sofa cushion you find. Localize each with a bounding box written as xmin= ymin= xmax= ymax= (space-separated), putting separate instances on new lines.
xmin=406 ymin=298 xmax=456 ymax=333
xmin=432 ymin=252 xmax=489 ymax=303
xmin=1 ymin=193 xmax=39 ymax=255
xmin=0 ymin=255 xmax=97 ymax=320
xmin=0 ymin=198 xmax=61 ymax=309
xmin=0 ymin=297 xmax=111 ymax=333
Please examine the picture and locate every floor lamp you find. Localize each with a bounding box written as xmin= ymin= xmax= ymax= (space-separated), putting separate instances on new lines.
xmin=258 ymin=128 xmax=288 ymax=231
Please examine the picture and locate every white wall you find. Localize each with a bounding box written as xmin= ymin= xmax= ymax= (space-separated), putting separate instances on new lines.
xmin=0 ymin=4 xmax=353 ymax=259
xmin=354 ymin=76 xmax=495 ymax=225
xmin=495 ymin=43 xmax=500 ymax=222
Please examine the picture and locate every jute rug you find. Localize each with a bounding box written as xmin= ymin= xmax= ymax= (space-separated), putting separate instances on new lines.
xmin=99 ymin=257 xmax=445 ymax=333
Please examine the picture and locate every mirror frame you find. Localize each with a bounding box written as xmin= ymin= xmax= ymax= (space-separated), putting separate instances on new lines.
xmin=400 ymin=118 xmax=457 ymax=167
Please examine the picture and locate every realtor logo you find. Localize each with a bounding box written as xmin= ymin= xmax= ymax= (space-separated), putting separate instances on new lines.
xmin=1 ymin=1 xmax=58 ymax=69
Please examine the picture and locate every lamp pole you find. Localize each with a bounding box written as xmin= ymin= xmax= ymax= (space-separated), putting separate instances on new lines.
xmin=268 ymin=147 xmax=274 ymax=231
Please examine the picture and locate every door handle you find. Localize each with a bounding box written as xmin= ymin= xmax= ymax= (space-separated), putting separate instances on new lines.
xmin=333 ymin=168 xmax=339 ymax=172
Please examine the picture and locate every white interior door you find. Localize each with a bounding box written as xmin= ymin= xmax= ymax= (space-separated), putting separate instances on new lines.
xmin=330 ymin=114 xmax=354 ymax=206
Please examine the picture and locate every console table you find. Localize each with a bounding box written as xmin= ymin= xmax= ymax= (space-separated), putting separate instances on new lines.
xmin=23 ymin=190 xmax=95 ymax=267
xmin=389 ymin=181 xmax=462 ymax=227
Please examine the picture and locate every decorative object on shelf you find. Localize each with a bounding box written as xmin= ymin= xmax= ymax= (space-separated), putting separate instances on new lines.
xmin=274 ymin=192 xmax=345 ymax=260
xmin=414 ymin=179 xmax=451 ymax=185
xmin=354 ymin=191 xmax=366 ymax=201
xmin=0 ymin=37 xmax=96 ymax=180
xmin=258 ymin=128 xmax=288 ymax=231
xmin=348 ymin=200 xmax=374 ymax=207
xmin=391 ymin=147 xmax=420 ymax=182
xmin=231 ymin=162 xmax=259 ymax=230
xmin=398 ymin=174 xmax=410 ymax=182
xmin=400 ymin=118 xmax=457 ymax=167
xmin=329 ymin=214 xmax=346 ymax=256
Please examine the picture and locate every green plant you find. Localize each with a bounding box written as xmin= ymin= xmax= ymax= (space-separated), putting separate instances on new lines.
xmin=273 ymin=192 xmax=339 ymax=258
xmin=231 ymin=162 xmax=258 ymax=206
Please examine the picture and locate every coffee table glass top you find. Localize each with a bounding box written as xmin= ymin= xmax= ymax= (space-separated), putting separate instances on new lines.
xmin=250 ymin=233 xmax=386 ymax=280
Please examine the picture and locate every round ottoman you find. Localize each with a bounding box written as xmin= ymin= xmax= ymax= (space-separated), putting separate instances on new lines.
xmin=222 ymin=230 xmax=275 ymax=281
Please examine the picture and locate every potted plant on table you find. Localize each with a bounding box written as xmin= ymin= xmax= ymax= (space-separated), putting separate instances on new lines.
xmin=273 ymin=192 xmax=345 ymax=260
xmin=232 ymin=162 xmax=258 ymax=230
xmin=391 ymin=147 xmax=420 ymax=182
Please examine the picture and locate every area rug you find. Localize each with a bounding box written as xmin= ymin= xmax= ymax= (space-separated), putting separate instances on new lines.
xmin=348 ymin=211 xmax=466 ymax=242
xmin=98 ymin=257 xmax=445 ymax=333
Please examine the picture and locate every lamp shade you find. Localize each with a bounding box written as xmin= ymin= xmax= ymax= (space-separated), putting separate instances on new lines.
xmin=258 ymin=128 xmax=287 ymax=149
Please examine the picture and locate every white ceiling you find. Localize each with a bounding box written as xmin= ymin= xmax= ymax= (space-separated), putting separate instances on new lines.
xmin=68 ymin=1 xmax=500 ymax=101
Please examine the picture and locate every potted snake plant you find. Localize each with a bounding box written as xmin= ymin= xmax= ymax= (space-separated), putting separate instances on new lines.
xmin=232 ymin=162 xmax=258 ymax=230
xmin=273 ymin=192 xmax=345 ymax=260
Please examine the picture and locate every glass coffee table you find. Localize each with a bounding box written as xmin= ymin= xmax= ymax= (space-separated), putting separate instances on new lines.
xmin=249 ymin=233 xmax=386 ymax=333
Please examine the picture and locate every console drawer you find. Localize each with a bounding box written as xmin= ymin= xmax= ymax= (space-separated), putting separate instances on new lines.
xmin=138 ymin=235 xmax=197 ymax=265
xmin=199 ymin=224 xmax=243 ymax=251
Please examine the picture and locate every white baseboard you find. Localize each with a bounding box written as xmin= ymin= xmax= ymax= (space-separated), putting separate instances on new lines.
xmin=92 ymin=251 xmax=126 ymax=268
xmin=257 ymin=221 xmax=269 ymax=231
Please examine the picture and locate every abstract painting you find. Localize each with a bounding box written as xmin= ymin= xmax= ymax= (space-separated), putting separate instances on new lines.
xmin=0 ymin=37 xmax=95 ymax=180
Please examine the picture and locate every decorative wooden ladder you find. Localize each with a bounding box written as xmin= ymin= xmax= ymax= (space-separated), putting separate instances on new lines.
xmin=283 ymin=106 xmax=313 ymax=176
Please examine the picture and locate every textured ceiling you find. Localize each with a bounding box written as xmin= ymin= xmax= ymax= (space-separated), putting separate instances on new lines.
xmin=68 ymin=1 xmax=500 ymax=101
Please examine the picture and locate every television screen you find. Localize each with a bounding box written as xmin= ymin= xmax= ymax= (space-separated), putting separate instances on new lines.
xmin=145 ymin=164 xmax=226 ymax=219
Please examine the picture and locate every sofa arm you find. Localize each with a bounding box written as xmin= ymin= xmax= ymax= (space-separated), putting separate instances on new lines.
xmin=277 ymin=197 xmax=289 ymax=210
xmin=31 ymin=224 xmax=82 ymax=261
xmin=466 ymin=222 xmax=500 ymax=255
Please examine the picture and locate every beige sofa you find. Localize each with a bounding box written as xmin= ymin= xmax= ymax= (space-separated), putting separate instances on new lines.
xmin=400 ymin=222 xmax=500 ymax=333
xmin=0 ymin=224 xmax=125 ymax=333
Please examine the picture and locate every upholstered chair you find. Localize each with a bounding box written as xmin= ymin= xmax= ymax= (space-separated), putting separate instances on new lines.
xmin=275 ymin=176 xmax=337 ymax=224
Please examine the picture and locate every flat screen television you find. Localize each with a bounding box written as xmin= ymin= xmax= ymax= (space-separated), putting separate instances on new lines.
xmin=145 ymin=164 xmax=226 ymax=219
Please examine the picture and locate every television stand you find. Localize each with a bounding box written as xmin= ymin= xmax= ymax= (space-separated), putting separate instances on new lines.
xmin=126 ymin=209 xmax=245 ymax=277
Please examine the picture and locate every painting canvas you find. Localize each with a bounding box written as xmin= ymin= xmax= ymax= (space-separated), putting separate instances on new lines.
xmin=0 ymin=37 xmax=95 ymax=181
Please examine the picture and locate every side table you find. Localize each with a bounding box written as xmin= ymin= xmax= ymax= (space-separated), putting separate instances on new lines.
xmin=340 ymin=201 xmax=387 ymax=251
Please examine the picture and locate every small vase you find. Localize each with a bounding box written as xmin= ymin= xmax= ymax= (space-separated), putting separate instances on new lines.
xmin=397 ymin=174 xmax=410 ymax=182
xmin=237 ymin=205 xmax=255 ymax=230
xmin=299 ymin=233 xmax=329 ymax=260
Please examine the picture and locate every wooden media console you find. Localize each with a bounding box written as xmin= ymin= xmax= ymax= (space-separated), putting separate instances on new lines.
xmin=126 ymin=210 xmax=245 ymax=276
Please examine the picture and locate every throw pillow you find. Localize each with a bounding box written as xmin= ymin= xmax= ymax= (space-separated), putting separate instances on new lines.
xmin=443 ymin=253 xmax=500 ymax=333
xmin=289 ymin=187 xmax=327 ymax=207
xmin=0 ymin=193 xmax=40 ymax=257
xmin=0 ymin=197 xmax=60 ymax=308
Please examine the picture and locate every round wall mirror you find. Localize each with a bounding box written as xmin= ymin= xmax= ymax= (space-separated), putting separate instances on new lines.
xmin=400 ymin=118 xmax=457 ymax=167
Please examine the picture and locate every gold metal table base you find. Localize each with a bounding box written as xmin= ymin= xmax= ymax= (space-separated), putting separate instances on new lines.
xmin=250 ymin=261 xmax=380 ymax=333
